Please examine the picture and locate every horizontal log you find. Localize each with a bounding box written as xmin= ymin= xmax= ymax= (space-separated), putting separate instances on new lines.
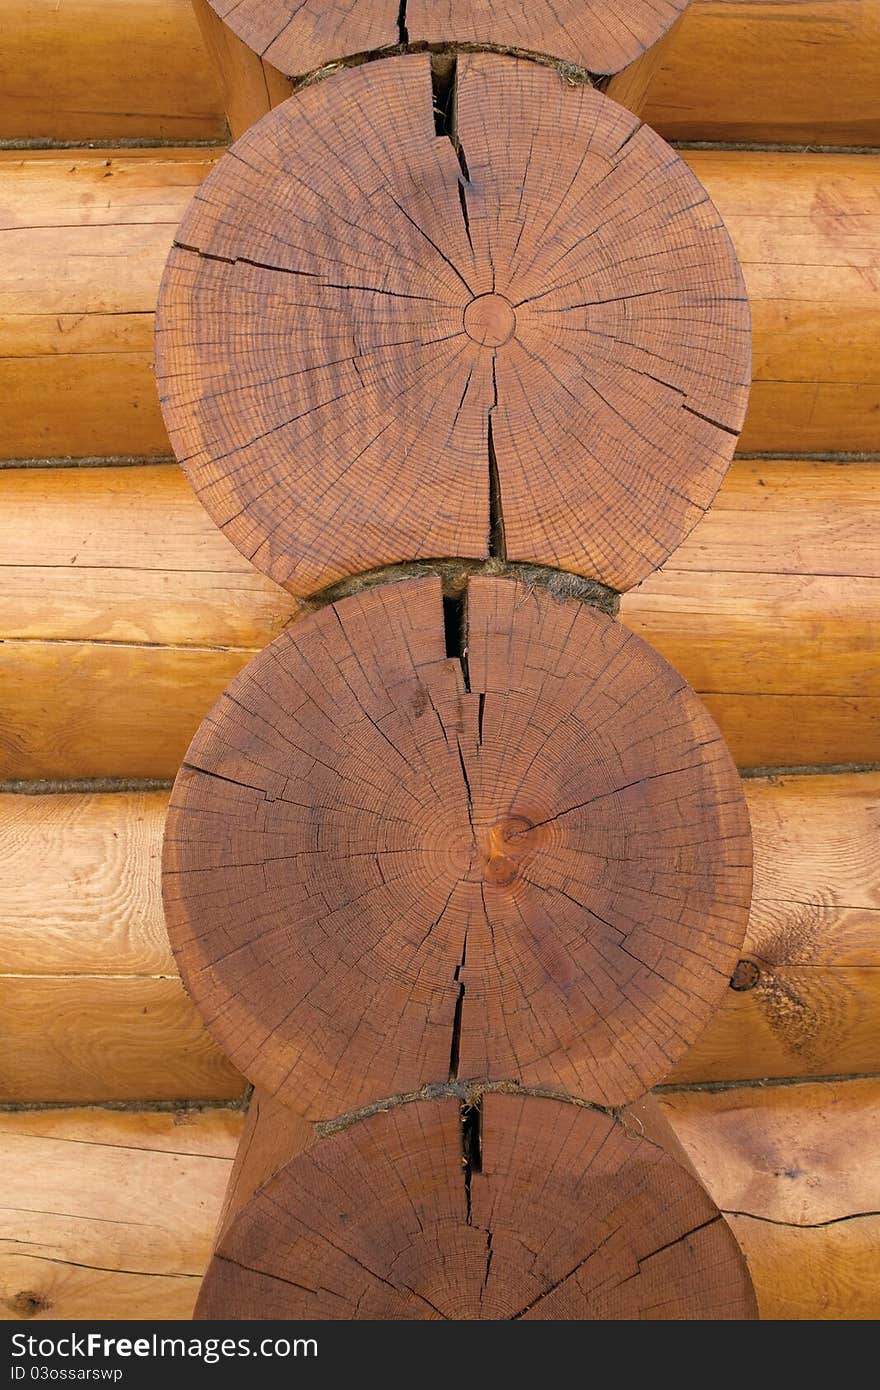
xmin=664 ymin=1077 xmax=880 ymax=1320
xmin=1 ymin=458 xmax=877 ymax=776
xmin=3 ymin=642 xmax=876 ymax=780
xmin=0 ymin=790 xmax=169 ymax=976
xmin=0 ymin=0 xmax=225 ymax=143
xmin=0 ymin=1107 xmax=239 ymax=1321
xmin=0 ymin=796 xmax=243 ymax=1100
xmin=1 ymin=773 xmax=876 ymax=1100
xmin=2 ymin=147 xmax=877 ymax=462
xmin=727 ymin=1214 xmax=880 ymax=1320
xmin=2 ymin=2 xmax=877 ymax=148
xmin=644 ymin=0 xmax=880 ymax=146
xmin=2 ymin=1080 xmax=877 ymax=1320
xmin=705 ymin=152 xmax=880 ymax=454
xmin=0 ymin=149 xmax=219 ymax=460
xmin=0 ymin=976 xmax=244 ymax=1103
xmin=668 ymin=771 xmax=880 ymax=1083
xmin=0 ymin=640 xmax=248 ymax=781
xmin=0 ymin=788 xmax=244 ymax=1101
xmin=658 ymin=1076 xmax=880 ymax=1225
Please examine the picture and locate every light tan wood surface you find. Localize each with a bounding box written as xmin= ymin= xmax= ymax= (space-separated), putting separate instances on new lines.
xmin=0 ymin=1107 xmax=240 ymax=1321
xmin=2 ymin=459 xmax=876 ymax=777
xmin=0 ymin=0 xmax=225 ymax=143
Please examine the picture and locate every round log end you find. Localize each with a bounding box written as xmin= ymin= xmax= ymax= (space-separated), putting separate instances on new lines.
xmin=163 ymin=574 xmax=752 ymax=1117
xmin=155 ymin=53 xmax=749 ymax=597
xmin=196 ymin=1092 xmax=758 ymax=1320
xmin=206 ymin=0 xmax=690 ymax=78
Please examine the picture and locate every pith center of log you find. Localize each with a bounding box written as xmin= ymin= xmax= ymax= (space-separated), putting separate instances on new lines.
xmin=464 ymin=293 xmax=517 ymax=347
xmin=480 ymin=815 xmax=536 ymax=886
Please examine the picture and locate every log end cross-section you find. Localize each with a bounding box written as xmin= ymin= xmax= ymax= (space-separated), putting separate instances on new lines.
xmin=196 ymin=1093 xmax=758 ymax=1320
xmin=162 ymin=575 xmax=752 ymax=1117
xmin=155 ymin=52 xmax=750 ymax=597
xmin=205 ymin=0 xmax=690 ymax=79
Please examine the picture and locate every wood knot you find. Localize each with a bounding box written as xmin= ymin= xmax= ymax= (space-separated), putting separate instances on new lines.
xmin=8 ymin=1290 xmax=50 ymax=1317
xmin=730 ymin=958 xmax=761 ymax=991
xmin=480 ymin=815 xmax=536 ymax=886
xmin=463 ymin=293 xmax=516 ymax=347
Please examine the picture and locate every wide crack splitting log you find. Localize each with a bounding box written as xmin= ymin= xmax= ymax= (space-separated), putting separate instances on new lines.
xmin=460 ymin=1097 xmax=482 ymax=1226
xmin=429 ymin=55 xmax=505 ymax=559
xmin=440 ymin=57 xmax=506 ymax=559
xmin=442 ymin=588 xmax=472 ymax=1083
xmin=450 ymin=106 xmax=472 ymax=253
xmin=461 ymin=1099 xmax=495 ymax=1308
xmin=487 ymin=356 xmax=506 ymax=558
xmin=432 ymin=54 xmax=472 ymax=250
xmin=430 ymin=52 xmax=456 ymax=139
xmin=448 ymin=936 xmax=467 ymax=1082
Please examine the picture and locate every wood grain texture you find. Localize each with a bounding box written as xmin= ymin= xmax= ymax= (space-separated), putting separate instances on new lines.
xmin=2 ymin=459 xmax=878 ymax=776
xmin=192 ymin=0 xmax=291 ymax=140
xmin=206 ymin=0 xmax=688 ymax=77
xmin=0 ymin=640 xmax=249 ymax=782
xmin=0 ymin=148 xmax=219 ymax=460
xmin=0 ymin=1107 xmax=239 ymax=1322
xmin=667 ymin=1077 xmax=880 ymax=1320
xmin=197 ymin=1093 xmax=756 ymax=1320
xmin=156 ymin=54 xmax=750 ymax=595
xmin=0 ymin=976 xmax=244 ymax=1103
xmin=164 ymin=574 xmax=751 ymax=1115
xmin=0 ymin=0 xmax=225 ymax=143
xmin=0 ymin=464 xmax=297 ymax=649
xmin=705 ymin=151 xmax=880 ymax=455
xmin=0 ymin=790 xmax=170 ymax=975
xmin=5 ymin=145 xmax=875 ymax=462
xmin=603 ymin=16 xmax=685 ymax=118
xmin=728 ymin=1215 xmax=880 ymax=1320
xmin=209 ymin=1091 xmax=312 ymax=1238
xmin=673 ymin=966 xmax=880 ymax=1081
xmin=622 ymin=464 xmax=880 ymax=740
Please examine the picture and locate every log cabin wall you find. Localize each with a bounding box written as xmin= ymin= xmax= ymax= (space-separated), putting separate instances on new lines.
xmin=1 ymin=0 xmax=878 ymax=1321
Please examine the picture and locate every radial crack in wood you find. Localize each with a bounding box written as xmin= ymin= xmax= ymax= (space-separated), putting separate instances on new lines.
xmin=154 ymin=53 xmax=750 ymax=596
xmin=162 ymin=575 xmax=752 ymax=1116
xmin=205 ymin=0 xmax=690 ymax=78
xmin=195 ymin=1092 xmax=758 ymax=1319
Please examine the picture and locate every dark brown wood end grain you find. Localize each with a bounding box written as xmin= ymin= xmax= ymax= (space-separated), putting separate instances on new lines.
xmin=206 ymin=0 xmax=690 ymax=77
xmin=196 ymin=1092 xmax=758 ymax=1319
xmin=162 ymin=574 xmax=752 ymax=1117
xmin=155 ymin=53 xmax=750 ymax=597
